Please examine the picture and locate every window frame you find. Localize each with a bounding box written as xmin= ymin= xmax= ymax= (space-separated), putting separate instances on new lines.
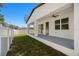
xmin=54 ymin=17 xmax=69 ymax=30
xmin=61 ymin=17 xmax=69 ymax=30
xmin=55 ymin=19 xmax=60 ymax=30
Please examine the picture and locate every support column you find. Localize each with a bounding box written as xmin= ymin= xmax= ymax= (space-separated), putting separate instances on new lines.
xmin=7 ymin=28 xmax=10 ymax=51
xmin=43 ymin=22 xmax=46 ymax=35
xmin=34 ymin=21 xmax=38 ymax=36
xmin=74 ymin=4 xmax=79 ymax=55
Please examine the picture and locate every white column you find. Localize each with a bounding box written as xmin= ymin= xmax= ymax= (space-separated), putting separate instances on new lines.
xmin=43 ymin=23 xmax=46 ymax=35
xmin=34 ymin=21 xmax=38 ymax=36
xmin=7 ymin=28 xmax=10 ymax=51
xmin=74 ymin=4 xmax=79 ymax=55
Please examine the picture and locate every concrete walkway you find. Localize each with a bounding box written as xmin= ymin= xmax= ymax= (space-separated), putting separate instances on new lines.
xmin=38 ymin=34 xmax=74 ymax=49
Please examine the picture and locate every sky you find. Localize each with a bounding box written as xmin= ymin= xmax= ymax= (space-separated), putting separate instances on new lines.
xmin=0 ymin=3 xmax=38 ymax=27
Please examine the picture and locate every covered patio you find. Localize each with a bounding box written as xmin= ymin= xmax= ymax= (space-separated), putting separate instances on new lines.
xmin=38 ymin=34 xmax=74 ymax=49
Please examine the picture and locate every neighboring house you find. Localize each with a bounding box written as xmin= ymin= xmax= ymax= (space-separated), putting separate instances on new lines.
xmin=26 ymin=3 xmax=79 ymax=55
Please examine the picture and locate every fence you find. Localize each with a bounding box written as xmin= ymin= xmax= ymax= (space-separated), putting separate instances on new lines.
xmin=0 ymin=27 xmax=14 ymax=56
xmin=0 ymin=27 xmax=27 ymax=56
xmin=13 ymin=29 xmax=27 ymax=36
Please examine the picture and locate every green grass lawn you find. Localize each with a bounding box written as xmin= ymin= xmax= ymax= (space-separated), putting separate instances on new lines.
xmin=7 ymin=35 xmax=66 ymax=56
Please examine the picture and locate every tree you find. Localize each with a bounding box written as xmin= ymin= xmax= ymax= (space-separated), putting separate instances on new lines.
xmin=24 ymin=14 xmax=29 ymax=23
xmin=0 ymin=14 xmax=4 ymax=24
xmin=0 ymin=3 xmax=3 ymax=8
xmin=0 ymin=3 xmax=3 ymax=12
xmin=0 ymin=4 xmax=5 ymax=25
xmin=8 ymin=24 xmax=19 ymax=29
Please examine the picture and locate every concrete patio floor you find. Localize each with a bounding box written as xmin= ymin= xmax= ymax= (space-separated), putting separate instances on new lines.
xmin=37 ymin=34 xmax=74 ymax=49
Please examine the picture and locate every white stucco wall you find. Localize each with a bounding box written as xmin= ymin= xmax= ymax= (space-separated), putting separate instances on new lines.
xmin=49 ymin=6 xmax=74 ymax=39
xmin=37 ymin=4 xmax=74 ymax=39
xmin=28 ymin=3 xmax=74 ymax=39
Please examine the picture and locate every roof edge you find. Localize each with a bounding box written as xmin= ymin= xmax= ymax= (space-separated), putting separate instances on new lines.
xmin=26 ymin=3 xmax=45 ymax=24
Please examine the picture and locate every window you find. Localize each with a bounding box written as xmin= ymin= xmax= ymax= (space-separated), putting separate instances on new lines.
xmin=55 ymin=20 xmax=60 ymax=24
xmin=55 ymin=25 xmax=60 ymax=29
xmin=62 ymin=24 xmax=68 ymax=29
xmin=55 ymin=17 xmax=69 ymax=30
xmin=61 ymin=17 xmax=69 ymax=30
xmin=55 ymin=20 xmax=60 ymax=30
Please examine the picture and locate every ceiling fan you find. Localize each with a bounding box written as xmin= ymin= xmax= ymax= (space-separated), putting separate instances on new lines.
xmin=52 ymin=14 xmax=59 ymax=18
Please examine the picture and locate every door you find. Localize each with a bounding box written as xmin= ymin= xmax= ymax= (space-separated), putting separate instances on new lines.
xmin=46 ymin=22 xmax=49 ymax=35
xmin=41 ymin=24 xmax=43 ymax=34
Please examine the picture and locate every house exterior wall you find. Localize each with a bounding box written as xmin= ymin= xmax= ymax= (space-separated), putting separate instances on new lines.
xmin=28 ymin=29 xmax=34 ymax=34
xmin=37 ymin=5 xmax=74 ymax=39
xmin=49 ymin=7 xmax=74 ymax=39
